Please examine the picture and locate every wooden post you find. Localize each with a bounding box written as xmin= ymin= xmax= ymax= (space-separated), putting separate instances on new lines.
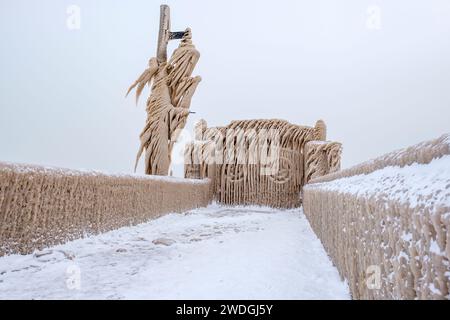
xmin=157 ymin=4 xmax=170 ymax=63
xmin=156 ymin=4 xmax=187 ymax=63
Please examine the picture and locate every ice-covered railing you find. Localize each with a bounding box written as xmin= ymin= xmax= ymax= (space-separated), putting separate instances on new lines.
xmin=0 ymin=162 xmax=212 ymax=256
xmin=303 ymin=133 xmax=450 ymax=300
xmin=309 ymin=133 xmax=450 ymax=184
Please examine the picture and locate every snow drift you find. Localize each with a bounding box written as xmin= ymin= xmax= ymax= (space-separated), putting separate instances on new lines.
xmin=303 ymin=134 xmax=450 ymax=299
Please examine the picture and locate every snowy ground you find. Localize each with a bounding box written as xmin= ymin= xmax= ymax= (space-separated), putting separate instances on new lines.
xmin=0 ymin=204 xmax=349 ymax=299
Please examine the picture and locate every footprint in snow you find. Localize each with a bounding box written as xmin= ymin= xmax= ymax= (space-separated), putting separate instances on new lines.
xmin=152 ymin=238 xmax=176 ymax=246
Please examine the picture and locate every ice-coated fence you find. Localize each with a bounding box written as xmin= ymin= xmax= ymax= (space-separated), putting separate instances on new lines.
xmin=303 ymin=134 xmax=450 ymax=299
xmin=0 ymin=162 xmax=212 ymax=256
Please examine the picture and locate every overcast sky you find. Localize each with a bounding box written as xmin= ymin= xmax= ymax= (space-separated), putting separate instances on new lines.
xmin=1 ymin=0 xmax=449 ymax=176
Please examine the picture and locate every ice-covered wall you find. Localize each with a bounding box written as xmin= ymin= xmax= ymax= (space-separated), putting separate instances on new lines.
xmin=0 ymin=162 xmax=212 ymax=256
xmin=303 ymin=134 xmax=450 ymax=299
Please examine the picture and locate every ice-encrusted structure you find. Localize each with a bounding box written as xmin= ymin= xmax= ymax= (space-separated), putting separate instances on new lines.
xmin=303 ymin=133 xmax=450 ymax=299
xmin=0 ymin=162 xmax=211 ymax=256
xmin=184 ymin=119 xmax=342 ymax=208
xmin=127 ymin=29 xmax=201 ymax=175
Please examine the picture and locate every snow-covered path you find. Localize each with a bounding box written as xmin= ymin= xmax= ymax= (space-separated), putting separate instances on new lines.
xmin=0 ymin=204 xmax=349 ymax=299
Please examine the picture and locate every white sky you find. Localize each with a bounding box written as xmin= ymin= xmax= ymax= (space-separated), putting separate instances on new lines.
xmin=1 ymin=0 xmax=449 ymax=176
